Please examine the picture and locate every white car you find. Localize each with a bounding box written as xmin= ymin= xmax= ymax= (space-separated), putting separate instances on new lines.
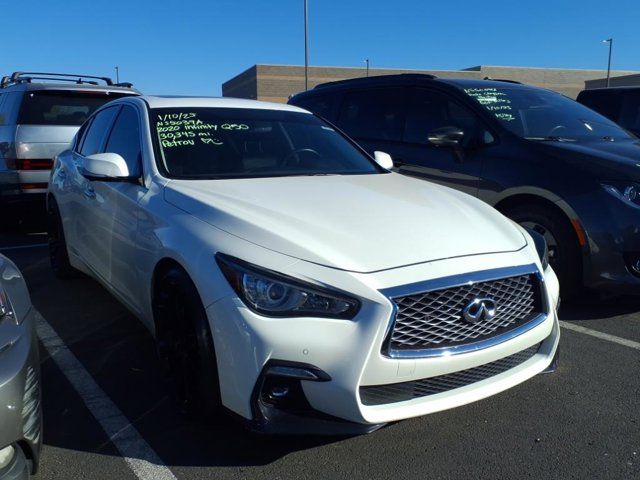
xmin=47 ymin=96 xmax=560 ymax=434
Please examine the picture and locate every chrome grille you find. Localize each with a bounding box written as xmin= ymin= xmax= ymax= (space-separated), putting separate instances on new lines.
xmin=387 ymin=273 xmax=540 ymax=353
xmin=361 ymin=343 xmax=540 ymax=406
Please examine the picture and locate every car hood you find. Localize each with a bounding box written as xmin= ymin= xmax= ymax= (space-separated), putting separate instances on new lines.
xmin=164 ymin=173 xmax=527 ymax=273
xmin=539 ymin=138 xmax=640 ymax=180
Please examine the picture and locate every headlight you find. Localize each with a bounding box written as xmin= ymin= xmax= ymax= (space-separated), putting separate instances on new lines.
xmin=0 ymin=287 xmax=17 ymax=325
xmin=601 ymin=182 xmax=640 ymax=207
xmin=216 ymin=254 xmax=360 ymax=319
xmin=525 ymin=228 xmax=549 ymax=271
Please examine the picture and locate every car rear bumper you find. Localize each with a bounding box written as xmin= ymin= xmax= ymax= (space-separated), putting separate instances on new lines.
xmin=0 ymin=308 xmax=42 ymax=473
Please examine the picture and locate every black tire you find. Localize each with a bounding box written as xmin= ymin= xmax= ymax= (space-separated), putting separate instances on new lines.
xmin=47 ymin=198 xmax=80 ymax=279
xmin=503 ymin=203 xmax=582 ymax=296
xmin=153 ymin=267 xmax=222 ymax=420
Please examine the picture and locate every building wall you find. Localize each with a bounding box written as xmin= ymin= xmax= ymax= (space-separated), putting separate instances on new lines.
xmin=467 ymin=66 xmax=638 ymax=99
xmin=222 ymin=65 xmax=258 ymax=100
xmin=585 ymin=73 xmax=640 ymax=89
xmin=222 ymin=64 xmax=640 ymax=103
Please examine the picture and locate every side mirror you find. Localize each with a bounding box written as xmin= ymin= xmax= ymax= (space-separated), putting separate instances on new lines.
xmin=83 ymin=153 xmax=130 ymax=180
xmin=373 ymin=151 xmax=394 ymax=170
xmin=428 ymin=126 xmax=465 ymax=147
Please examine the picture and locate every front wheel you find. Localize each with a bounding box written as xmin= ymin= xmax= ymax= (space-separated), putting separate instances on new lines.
xmin=153 ymin=267 xmax=222 ymax=420
xmin=503 ymin=203 xmax=582 ymax=296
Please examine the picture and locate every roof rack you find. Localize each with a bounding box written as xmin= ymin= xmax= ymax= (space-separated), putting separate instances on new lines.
xmin=482 ymin=77 xmax=522 ymax=84
xmin=0 ymin=71 xmax=127 ymax=88
xmin=314 ymin=73 xmax=437 ymax=89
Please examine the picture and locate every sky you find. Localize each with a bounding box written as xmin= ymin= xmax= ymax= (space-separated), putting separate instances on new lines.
xmin=2 ymin=0 xmax=639 ymax=96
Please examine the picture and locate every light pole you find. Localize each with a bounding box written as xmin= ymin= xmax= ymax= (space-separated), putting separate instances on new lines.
xmin=304 ymin=0 xmax=309 ymax=91
xmin=115 ymin=66 xmax=120 ymax=84
xmin=602 ymin=38 xmax=613 ymax=87
xmin=364 ymin=58 xmax=369 ymax=77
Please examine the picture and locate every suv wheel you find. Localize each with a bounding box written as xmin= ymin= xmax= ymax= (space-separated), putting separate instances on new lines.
xmin=153 ymin=267 xmax=222 ymax=420
xmin=47 ymin=198 xmax=80 ymax=279
xmin=504 ymin=204 xmax=582 ymax=296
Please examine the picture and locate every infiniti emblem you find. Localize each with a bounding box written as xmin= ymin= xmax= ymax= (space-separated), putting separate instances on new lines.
xmin=462 ymin=298 xmax=497 ymax=323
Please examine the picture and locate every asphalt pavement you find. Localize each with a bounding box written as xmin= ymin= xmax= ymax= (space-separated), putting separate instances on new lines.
xmin=1 ymin=231 xmax=638 ymax=480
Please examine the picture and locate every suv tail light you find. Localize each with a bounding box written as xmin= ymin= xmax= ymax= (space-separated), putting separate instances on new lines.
xmin=6 ymin=159 xmax=53 ymax=170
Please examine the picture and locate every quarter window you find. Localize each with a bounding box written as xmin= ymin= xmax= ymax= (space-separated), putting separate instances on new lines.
xmin=105 ymin=106 xmax=142 ymax=177
xmin=80 ymin=106 xmax=120 ymax=157
xmin=338 ymin=89 xmax=405 ymax=141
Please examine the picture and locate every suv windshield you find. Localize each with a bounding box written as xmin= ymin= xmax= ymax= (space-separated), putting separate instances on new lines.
xmin=18 ymin=90 xmax=134 ymax=126
xmin=463 ymin=86 xmax=633 ymax=141
xmin=151 ymin=107 xmax=382 ymax=179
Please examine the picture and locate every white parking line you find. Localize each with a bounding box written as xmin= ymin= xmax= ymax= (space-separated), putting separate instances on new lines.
xmin=0 ymin=243 xmax=48 ymax=251
xmin=560 ymin=321 xmax=640 ymax=351
xmin=35 ymin=312 xmax=178 ymax=480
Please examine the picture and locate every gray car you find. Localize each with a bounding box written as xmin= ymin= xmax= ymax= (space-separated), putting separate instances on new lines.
xmin=0 ymin=72 xmax=139 ymax=224
xmin=0 ymin=254 xmax=42 ymax=479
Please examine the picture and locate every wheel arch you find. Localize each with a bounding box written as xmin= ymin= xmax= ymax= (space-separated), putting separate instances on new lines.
xmin=150 ymin=256 xmax=202 ymax=337
xmin=492 ymin=188 xmax=589 ymax=251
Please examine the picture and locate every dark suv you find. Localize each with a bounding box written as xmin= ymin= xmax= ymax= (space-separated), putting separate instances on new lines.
xmin=289 ymin=74 xmax=640 ymax=295
xmin=577 ymin=86 xmax=640 ymax=136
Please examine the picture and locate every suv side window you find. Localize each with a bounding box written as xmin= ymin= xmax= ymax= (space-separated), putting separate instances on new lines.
xmin=104 ymin=106 xmax=142 ymax=177
xmin=0 ymin=94 xmax=5 ymax=125
xmin=80 ymin=106 xmax=120 ymax=157
xmin=578 ymin=90 xmax=621 ymax=122
xmin=404 ymin=88 xmax=492 ymax=146
xmin=618 ymin=91 xmax=640 ymax=133
xmin=295 ymin=94 xmax=340 ymax=121
xmin=337 ymin=88 xmax=405 ymax=141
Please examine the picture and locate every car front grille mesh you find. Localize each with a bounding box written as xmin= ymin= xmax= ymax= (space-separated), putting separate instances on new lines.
xmin=360 ymin=343 xmax=540 ymax=406
xmin=387 ymin=274 xmax=539 ymax=352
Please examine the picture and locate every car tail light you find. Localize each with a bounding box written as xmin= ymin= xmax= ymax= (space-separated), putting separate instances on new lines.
xmin=21 ymin=183 xmax=48 ymax=190
xmin=17 ymin=159 xmax=53 ymax=170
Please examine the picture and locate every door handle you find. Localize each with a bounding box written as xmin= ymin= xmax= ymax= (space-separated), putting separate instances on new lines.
xmin=83 ymin=185 xmax=95 ymax=199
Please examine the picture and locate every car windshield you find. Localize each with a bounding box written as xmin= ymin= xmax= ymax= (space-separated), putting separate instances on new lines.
xmin=463 ymin=86 xmax=633 ymax=141
xmin=151 ymin=107 xmax=382 ymax=179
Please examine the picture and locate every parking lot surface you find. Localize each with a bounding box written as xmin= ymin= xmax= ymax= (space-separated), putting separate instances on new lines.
xmin=1 ymin=231 xmax=638 ymax=480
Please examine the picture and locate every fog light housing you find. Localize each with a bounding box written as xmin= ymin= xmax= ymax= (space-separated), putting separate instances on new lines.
xmin=0 ymin=445 xmax=15 ymax=470
xmin=258 ymin=363 xmax=331 ymax=413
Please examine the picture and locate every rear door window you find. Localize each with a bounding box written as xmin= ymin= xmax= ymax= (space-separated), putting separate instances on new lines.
xmin=79 ymin=106 xmax=120 ymax=157
xmin=18 ymin=90 xmax=132 ymax=126
xmin=337 ymin=88 xmax=406 ymax=141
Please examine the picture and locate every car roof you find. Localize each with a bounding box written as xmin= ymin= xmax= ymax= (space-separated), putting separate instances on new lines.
xmin=299 ymin=74 xmax=541 ymax=96
xmin=141 ymin=95 xmax=310 ymax=112
xmin=1 ymin=82 xmax=140 ymax=94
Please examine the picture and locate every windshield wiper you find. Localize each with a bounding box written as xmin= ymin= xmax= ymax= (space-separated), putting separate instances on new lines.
xmin=525 ymin=136 xmax=575 ymax=142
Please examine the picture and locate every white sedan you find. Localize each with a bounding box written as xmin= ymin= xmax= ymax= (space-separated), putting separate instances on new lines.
xmin=47 ymin=96 xmax=559 ymax=434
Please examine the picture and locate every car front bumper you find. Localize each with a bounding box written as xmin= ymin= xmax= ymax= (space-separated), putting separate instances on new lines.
xmin=0 ymin=308 xmax=42 ymax=473
xmin=577 ymin=190 xmax=640 ymax=294
xmin=206 ymin=250 xmax=560 ymax=434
